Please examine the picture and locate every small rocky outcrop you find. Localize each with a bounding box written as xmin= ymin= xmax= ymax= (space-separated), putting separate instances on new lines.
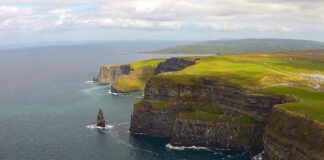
xmin=97 ymin=64 xmax=131 ymax=83
xmin=154 ymin=57 xmax=197 ymax=74
xmin=97 ymin=108 xmax=106 ymax=127
xmin=263 ymin=107 xmax=324 ymax=160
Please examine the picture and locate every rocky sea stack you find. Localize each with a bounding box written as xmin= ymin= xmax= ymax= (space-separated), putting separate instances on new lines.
xmin=97 ymin=108 xmax=106 ymax=127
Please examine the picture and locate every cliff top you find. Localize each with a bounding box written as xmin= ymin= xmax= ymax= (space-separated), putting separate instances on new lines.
xmin=154 ymin=52 xmax=324 ymax=122
xmin=112 ymin=58 xmax=164 ymax=92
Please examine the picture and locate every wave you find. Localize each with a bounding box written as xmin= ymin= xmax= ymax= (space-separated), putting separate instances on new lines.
xmin=166 ymin=143 xmax=212 ymax=151
xmin=82 ymin=85 xmax=109 ymax=95
xmin=84 ymin=80 xmax=98 ymax=84
xmin=107 ymin=89 xmax=144 ymax=98
xmin=86 ymin=124 xmax=114 ymax=129
xmin=107 ymin=89 xmax=119 ymax=96
xmin=251 ymin=151 xmax=264 ymax=160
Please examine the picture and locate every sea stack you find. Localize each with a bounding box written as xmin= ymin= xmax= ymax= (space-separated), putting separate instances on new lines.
xmin=97 ymin=108 xmax=106 ymax=127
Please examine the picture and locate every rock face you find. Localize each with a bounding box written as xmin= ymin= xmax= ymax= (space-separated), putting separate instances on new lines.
xmin=130 ymin=76 xmax=284 ymax=151
xmin=131 ymin=104 xmax=179 ymax=136
xmin=263 ymin=107 xmax=324 ymax=160
xmin=171 ymin=119 xmax=265 ymax=151
xmin=154 ymin=57 xmax=196 ymax=74
xmin=97 ymin=108 xmax=106 ymax=127
xmin=97 ymin=64 xmax=131 ymax=83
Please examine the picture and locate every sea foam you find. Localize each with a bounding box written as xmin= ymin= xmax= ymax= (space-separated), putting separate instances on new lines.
xmin=166 ymin=143 xmax=212 ymax=151
xmin=84 ymin=80 xmax=98 ymax=84
xmin=86 ymin=124 xmax=113 ymax=129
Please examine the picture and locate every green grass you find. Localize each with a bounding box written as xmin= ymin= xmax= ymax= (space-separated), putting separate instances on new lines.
xmin=134 ymin=100 xmax=172 ymax=110
xmin=263 ymin=86 xmax=324 ymax=122
xmin=126 ymin=52 xmax=324 ymax=123
xmin=164 ymin=53 xmax=324 ymax=122
xmin=170 ymin=53 xmax=324 ymax=89
xmin=113 ymin=59 xmax=164 ymax=92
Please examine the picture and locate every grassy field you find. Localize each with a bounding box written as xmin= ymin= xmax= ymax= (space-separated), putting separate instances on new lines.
xmin=113 ymin=59 xmax=164 ymax=92
xmin=164 ymin=52 xmax=324 ymax=122
xmin=116 ymin=52 xmax=324 ymax=122
xmin=170 ymin=53 xmax=324 ymax=89
xmin=263 ymin=86 xmax=324 ymax=122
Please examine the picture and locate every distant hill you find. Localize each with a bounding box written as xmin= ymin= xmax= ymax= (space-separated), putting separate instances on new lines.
xmin=152 ymin=38 xmax=324 ymax=54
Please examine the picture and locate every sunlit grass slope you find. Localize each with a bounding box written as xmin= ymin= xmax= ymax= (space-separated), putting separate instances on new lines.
xmin=162 ymin=53 xmax=324 ymax=122
xmin=113 ymin=59 xmax=164 ymax=92
xmin=115 ymin=52 xmax=324 ymax=122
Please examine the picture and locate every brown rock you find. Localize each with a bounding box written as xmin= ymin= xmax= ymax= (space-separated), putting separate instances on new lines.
xmin=97 ymin=108 xmax=106 ymax=127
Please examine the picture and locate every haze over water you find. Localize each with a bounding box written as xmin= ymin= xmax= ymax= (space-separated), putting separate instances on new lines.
xmin=0 ymin=41 xmax=254 ymax=160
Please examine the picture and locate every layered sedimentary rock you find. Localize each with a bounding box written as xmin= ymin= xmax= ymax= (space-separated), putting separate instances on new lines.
xmin=154 ymin=57 xmax=197 ymax=74
xmin=130 ymin=101 xmax=180 ymax=136
xmin=263 ymin=107 xmax=324 ymax=160
xmin=130 ymin=76 xmax=284 ymax=151
xmin=96 ymin=64 xmax=131 ymax=83
xmin=172 ymin=119 xmax=265 ymax=151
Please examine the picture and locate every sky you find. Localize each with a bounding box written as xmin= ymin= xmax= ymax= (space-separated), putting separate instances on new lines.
xmin=0 ymin=0 xmax=323 ymax=45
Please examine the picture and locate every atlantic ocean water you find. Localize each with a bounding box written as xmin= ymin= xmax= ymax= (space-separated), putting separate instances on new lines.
xmin=0 ymin=41 xmax=255 ymax=160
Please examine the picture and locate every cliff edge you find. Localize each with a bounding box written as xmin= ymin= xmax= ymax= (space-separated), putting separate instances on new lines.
xmin=97 ymin=64 xmax=131 ymax=84
xmin=263 ymin=107 xmax=324 ymax=160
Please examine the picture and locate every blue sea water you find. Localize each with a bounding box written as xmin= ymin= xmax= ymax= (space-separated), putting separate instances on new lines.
xmin=0 ymin=41 xmax=255 ymax=160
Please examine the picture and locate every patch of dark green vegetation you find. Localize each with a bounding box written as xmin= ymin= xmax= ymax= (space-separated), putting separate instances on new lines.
xmin=178 ymin=111 xmax=261 ymax=124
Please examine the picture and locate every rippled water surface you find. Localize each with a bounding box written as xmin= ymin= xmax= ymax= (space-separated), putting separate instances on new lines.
xmin=0 ymin=42 xmax=254 ymax=160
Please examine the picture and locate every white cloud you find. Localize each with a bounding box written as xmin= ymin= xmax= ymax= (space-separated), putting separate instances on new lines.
xmin=158 ymin=21 xmax=184 ymax=29
xmin=99 ymin=18 xmax=154 ymax=28
xmin=0 ymin=0 xmax=323 ymax=41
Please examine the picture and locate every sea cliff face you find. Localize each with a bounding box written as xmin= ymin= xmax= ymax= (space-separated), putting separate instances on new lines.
xmin=130 ymin=76 xmax=284 ymax=151
xmin=171 ymin=119 xmax=265 ymax=151
xmin=263 ymin=107 xmax=324 ymax=160
xmin=130 ymin=101 xmax=180 ymax=136
xmin=96 ymin=64 xmax=131 ymax=83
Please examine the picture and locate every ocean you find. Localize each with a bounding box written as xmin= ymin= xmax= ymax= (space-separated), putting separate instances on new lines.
xmin=0 ymin=41 xmax=255 ymax=160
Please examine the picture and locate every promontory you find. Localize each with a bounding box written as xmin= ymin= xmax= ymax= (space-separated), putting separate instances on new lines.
xmin=96 ymin=50 xmax=324 ymax=160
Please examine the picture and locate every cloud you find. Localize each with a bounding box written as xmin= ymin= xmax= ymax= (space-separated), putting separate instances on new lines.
xmin=99 ymin=18 xmax=154 ymax=28
xmin=0 ymin=0 xmax=323 ymax=42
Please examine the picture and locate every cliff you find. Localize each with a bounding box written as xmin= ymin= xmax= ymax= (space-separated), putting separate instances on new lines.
xmin=98 ymin=53 xmax=324 ymax=159
xmin=97 ymin=57 xmax=196 ymax=93
xmin=96 ymin=64 xmax=131 ymax=83
xmin=172 ymin=118 xmax=265 ymax=151
xmin=263 ymin=107 xmax=324 ymax=160
xmin=130 ymin=75 xmax=284 ymax=151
